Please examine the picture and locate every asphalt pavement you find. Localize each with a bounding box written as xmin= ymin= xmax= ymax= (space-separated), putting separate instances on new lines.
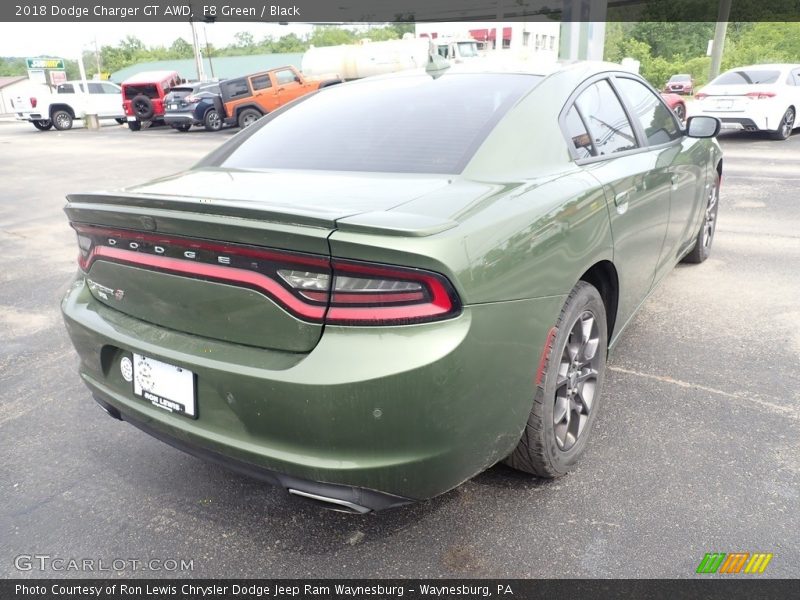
xmin=1 ymin=120 xmax=798 ymax=578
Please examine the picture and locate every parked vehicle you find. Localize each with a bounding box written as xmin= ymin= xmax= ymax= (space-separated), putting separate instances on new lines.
xmin=220 ymin=65 xmax=340 ymax=129
xmin=689 ymin=63 xmax=800 ymax=140
xmin=61 ymin=62 xmax=722 ymax=512
xmin=164 ymin=81 xmax=225 ymax=132
xmin=301 ymin=37 xmax=481 ymax=81
xmin=13 ymin=80 xmax=125 ymax=131
xmin=661 ymin=92 xmax=687 ymax=122
xmin=663 ymin=73 xmax=694 ymax=95
xmin=121 ymin=70 xmax=182 ymax=131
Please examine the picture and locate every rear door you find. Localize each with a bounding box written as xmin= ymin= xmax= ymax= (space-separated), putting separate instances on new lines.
xmin=249 ymin=72 xmax=276 ymax=112
xmin=563 ymin=76 xmax=671 ymax=332
xmin=87 ymin=82 xmax=122 ymax=117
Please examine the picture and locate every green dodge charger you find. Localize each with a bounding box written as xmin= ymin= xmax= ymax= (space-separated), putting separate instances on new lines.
xmin=61 ymin=62 xmax=722 ymax=513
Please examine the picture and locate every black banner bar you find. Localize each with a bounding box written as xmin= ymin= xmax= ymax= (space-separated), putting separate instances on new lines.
xmin=3 ymin=0 xmax=800 ymax=23
xmin=2 ymin=579 xmax=798 ymax=600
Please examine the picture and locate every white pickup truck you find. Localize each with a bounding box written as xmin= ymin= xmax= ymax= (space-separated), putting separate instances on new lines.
xmin=13 ymin=80 xmax=125 ymax=131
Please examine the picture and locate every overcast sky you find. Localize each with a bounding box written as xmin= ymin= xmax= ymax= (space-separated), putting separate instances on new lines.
xmin=0 ymin=22 xmax=316 ymax=58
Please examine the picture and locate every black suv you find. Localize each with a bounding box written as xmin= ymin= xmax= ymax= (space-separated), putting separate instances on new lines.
xmin=163 ymin=81 xmax=225 ymax=132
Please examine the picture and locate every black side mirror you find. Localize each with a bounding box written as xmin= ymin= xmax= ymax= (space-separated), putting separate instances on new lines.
xmin=686 ymin=115 xmax=721 ymax=138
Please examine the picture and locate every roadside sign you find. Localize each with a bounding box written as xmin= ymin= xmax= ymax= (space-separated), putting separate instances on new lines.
xmin=50 ymin=70 xmax=67 ymax=85
xmin=27 ymin=69 xmax=46 ymax=85
xmin=26 ymin=58 xmax=65 ymax=70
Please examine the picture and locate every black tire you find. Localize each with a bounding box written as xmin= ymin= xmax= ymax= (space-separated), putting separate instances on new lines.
xmin=237 ymin=108 xmax=261 ymax=129
xmin=173 ymin=123 xmax=192 ymax=132
xmin=682 ymin=172 xmax=720 ymax=264
xmin=505 ymin=281 xmax=608 ymax=477
xmin=32 ymin=119 xmax=52 ymax=131
xmin=127 ymin=121 xmax=141 ymax=132
xmin=673 ymin=103 xmax=686 ymax=124
xmin=770 ymin=107 xmax=795 ymax=140
xmin=131 ymin=94 xmax=154 ymax=120
xmin=115 ymin=118 xmax=126 ymax=125
xmin=204 ymin=108 xmax=223 ymax=132
xmin=51 ymin=109 xmax=74 ymax=131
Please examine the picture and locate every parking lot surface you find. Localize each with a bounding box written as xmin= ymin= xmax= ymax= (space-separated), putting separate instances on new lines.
xmin=1 ymin=121 xmax=798 ymax=578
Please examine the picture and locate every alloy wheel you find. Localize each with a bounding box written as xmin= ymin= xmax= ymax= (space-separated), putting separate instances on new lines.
xmin=781 ymin=109 xmax=795 ymax=139
xmin=702 ymin=180 xmax=719 ymax=250
xmin=553 ymin=310 xmax=601 ymax=451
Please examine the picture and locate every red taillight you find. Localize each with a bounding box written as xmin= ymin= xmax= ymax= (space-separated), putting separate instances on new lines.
xmin=184 ymin=94 xmax=199 ymax=103
xmin=745 ymin=92 xmax=775 ymax=99
xmin=72 ymin=225 xmax=461 ymax=326
xmin=695 ymin=93 xmax=708 ymax=100
xmin=30 ymin=97 xmax=37 ymax=108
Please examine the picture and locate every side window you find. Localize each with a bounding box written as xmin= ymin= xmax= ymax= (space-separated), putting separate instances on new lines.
xmin=101 ymin=83 xmax=119 ymax=94
xmin=574 ymin=80 xmax=638 ymax=156
xmin=57 ymin=84 xmax=74 ymax=94
xmin=274 ymin=69 xmax=298 ymax=86
xmin=614 ymin=77 xmax=681 ymax=146
xmin=88 ymin=83 xmax=104 ymax=94
xmin=251 ymin=74 xmax=272 ymax=91
xmin=792 ymin=69 xmax=800 ymax=86
xmin=564 ymin=105 xmax=595 ymax=159
xmin=222 ymin=79 xmax=250 ymax=100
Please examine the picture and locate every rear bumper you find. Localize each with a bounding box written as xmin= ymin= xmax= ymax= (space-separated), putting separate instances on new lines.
xmin=164 ymin=112 xmax=202 ymax=126
xmin=93 ymin=394 xmax=411 ymax=512
xmin=61 ymin=276 xmax=563 ymax=502
xmin=16 ymin=112 xmax=42 ymax=121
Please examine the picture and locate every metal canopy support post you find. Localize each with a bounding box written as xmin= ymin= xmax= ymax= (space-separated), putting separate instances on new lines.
xmin=559 ymin=0 xmax=608 ymax=61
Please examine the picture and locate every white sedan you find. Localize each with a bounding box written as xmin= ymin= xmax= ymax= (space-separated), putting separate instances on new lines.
xmin=689 ymin=63 xmax=800 ymax=140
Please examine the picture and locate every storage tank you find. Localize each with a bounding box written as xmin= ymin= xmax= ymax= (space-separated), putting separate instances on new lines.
xmin=301 ymin=39 xmax=431 ymax=81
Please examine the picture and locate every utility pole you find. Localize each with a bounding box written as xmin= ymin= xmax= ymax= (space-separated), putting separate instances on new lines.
xmin=709 ymin=0 xmax=732 ymax=80
xmin=93 ymin=36 xmax=101 ymax=77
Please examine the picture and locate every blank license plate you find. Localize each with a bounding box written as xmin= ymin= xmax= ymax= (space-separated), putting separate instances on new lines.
xmin=169 ymin=103 xmax=178 ymax=110
xmin=133 ymin=354 xmax=196 ymax=418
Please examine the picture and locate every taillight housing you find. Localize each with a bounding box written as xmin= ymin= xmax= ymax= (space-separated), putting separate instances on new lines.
xmin=745 ymin=92 xmax=775 ymax=100
xmin=72 ymin=224 xmax=461 ymax=326
xmin=695 ymin=93 xmax=708 ymax=100
xmin=30 ymin=97 xmax=37 ymax=108
xmin=184 ymin=94 xmax=199 ymax=103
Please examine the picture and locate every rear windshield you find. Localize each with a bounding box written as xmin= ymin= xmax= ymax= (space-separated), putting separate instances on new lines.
xmin=711 ymin=69 xmax=781 ymax=85
xmin=215 ymin=73 xmax=540 ymax=174
xmin=124 ymin=84 xmax=159 ymax=99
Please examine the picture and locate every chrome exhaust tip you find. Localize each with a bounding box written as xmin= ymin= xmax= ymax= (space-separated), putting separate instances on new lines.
xmin=288 ymin=489 xmax=372 ymax=514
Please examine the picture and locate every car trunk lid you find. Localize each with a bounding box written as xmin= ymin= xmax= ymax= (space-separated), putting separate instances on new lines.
xmin=65 ymin=168 xmax=451 ymax=353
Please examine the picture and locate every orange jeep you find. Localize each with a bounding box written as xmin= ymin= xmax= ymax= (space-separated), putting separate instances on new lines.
xmin=220 ymin=65 xmax=340 ymax=128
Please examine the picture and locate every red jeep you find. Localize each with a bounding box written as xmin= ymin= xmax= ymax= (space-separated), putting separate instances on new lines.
xmin=121 ymin=70 xmax=182 ymax=131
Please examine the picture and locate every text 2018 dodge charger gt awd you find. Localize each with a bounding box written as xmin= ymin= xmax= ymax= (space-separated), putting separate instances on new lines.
xmin=62 ymin=62 xmax=722 ymax=512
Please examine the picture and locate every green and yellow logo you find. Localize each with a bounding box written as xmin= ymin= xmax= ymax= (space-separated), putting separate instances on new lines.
xmin=696 ymin=552 xmax=773 ymax=574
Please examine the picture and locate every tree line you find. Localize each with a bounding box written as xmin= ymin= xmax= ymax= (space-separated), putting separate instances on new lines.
xmin=2 ymin=21 xmax=800 ymax=88
xmin=0 ymin=23 xmax=414 ymax=80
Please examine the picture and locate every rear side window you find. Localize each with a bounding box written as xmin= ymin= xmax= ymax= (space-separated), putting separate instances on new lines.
xmin=564 ymin=106 xmax=594 ymax=159
xmin=251 ymin=75 xmax=271 ymax=91
xmin=574 ymin=80 xmax=638 ymax=156
xmin=222 ymin=79 xmax=250 ymax=100
xmin=712 ymin=70 xmax=780 ymax=85
xmin=57 ymin=84 xmax=75 ymax=94
xmin=214 ymin=73 xmax=540 ymax=174
xmin=614 ymin=77 xmax=681 ymax=146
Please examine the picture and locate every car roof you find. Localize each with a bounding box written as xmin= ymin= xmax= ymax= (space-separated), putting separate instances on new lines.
xmin=725 ymin=64 xmax=800 ymax=71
